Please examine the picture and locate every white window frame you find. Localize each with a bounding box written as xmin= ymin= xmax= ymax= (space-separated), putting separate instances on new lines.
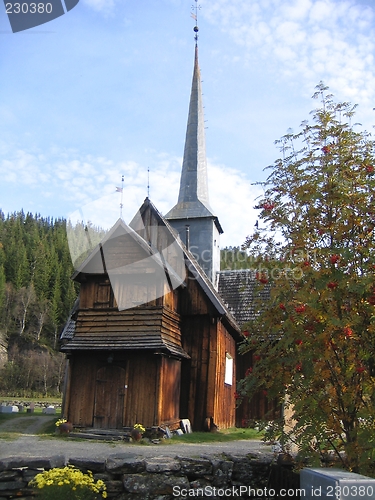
xmin=224 ymin=353 xmax=233 ymax=386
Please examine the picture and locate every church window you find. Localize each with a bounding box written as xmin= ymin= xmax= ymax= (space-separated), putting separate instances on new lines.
xmin=224 ymin=353 xmax=233 ymax=386
xmin=94 ymin=280 xmax=115 ymax=308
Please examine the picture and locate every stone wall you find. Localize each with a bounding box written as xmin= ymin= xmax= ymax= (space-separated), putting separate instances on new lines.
xmin=0 ymin=453 xmax=272 ymax=499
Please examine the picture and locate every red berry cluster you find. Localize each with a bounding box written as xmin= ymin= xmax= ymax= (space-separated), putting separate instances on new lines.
xmin=256 ymin=272 xmax=268 ymax=284
xmin=368 ymin=289 xmax=375 ymax=305
xmin=262 ymin=202 xmax=275 ymax=211
xmin=330 ymin=254 xmax=340 ymax=264
xmin=343 ymin=327 xmax=353 ymax=338
xmin=327 ymin=281 xmax=338 ymax=289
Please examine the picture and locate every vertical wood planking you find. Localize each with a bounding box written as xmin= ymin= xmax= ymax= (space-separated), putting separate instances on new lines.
xmin=68 ymin=353 xmax=96 ymax=427
xmin=212 ymin=322 xmax=236 ymax=429
xmin=61 ymin=358 xmax=72 ymax=419
xmin=124 ymin=353 xmax=158 ymax=427
xmin=206 ymin=321 xmax=218 ymax=418
xmin=160 ymin=357 xmax=181 ymax=422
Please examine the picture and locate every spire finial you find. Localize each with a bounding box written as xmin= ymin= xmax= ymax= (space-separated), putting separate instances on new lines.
xmin=191 ymin=1 xmax=200 ymax=44
xmin=147 ymin=167 xmax=150 ymax=198
xmin=120 ymin=175 xmax=124 ymax=218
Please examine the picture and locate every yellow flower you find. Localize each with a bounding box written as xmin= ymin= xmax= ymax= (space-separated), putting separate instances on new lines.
xmin=55 ymin=418 xmax=67 ymax=427
xmin=29 ymin=465 xmax=107 ymax=498
xmin=133 ymin=423 xmax=146 ymax=433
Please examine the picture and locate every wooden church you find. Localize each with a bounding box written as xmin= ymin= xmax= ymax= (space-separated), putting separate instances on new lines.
xmin=60 ymin=38 xmax=279 ymax=431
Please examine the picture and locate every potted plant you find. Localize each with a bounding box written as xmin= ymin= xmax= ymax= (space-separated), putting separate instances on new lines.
xmin=130 ymin=423 xmax=145 ymax=441
xmin=55 ymin=418 xmax=73 ymax=434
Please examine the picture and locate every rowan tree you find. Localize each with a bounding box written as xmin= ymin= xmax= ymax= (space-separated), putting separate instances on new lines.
xmin=239 ymin=83 xmax=375 ymax=474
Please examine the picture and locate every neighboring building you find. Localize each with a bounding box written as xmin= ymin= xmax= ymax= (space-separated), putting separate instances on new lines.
xmin=218 ymin=270 xmax=280 ymax=423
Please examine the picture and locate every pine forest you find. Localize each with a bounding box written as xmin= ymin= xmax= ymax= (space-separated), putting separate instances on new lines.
xmin=0 ymin=211 xmax=78 ymax=397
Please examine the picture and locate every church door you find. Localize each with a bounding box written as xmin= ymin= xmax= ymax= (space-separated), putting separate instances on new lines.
xmin=93 ymin=365 xmax=126 ymax=429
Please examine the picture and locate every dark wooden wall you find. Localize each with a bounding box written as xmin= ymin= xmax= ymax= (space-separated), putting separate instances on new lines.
xmin=65 ymin=352 xmax=96 ymax=427
xmin=236 ymin=350 xmax=281 ymax=426
xmin=156 ymin=356 xmax=181 ymax=424
xmin=64 ymin=351 xmax=181 ymax=429
xmin=79 ymin=278 xmax=179 ymax=312
xmin=124 ymin=352 xmax=181 ymax=427
xmin=213 ymin=321 xmax=236 ymax=429
xmin=180 ymin=314 xmax=210 ymax=430
xmin=179 ymin=276 xmax=237 ymax=430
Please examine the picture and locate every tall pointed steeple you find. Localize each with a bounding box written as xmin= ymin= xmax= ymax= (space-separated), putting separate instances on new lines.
xmin=166 ymin=41 xmax=223 ymax=287
xmin=166 ymin=44 xmax=214 ymax=218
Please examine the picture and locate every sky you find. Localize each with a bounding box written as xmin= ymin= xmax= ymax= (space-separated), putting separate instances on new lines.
xmin=1 ymin=0 xmax=375 ymax=247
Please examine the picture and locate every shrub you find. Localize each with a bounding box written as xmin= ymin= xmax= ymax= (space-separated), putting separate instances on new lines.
xmin=29 ymin=465 xmax=107 ymax=499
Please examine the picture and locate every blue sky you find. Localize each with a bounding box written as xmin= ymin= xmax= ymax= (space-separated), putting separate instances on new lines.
xmin=1 ymin=0 xmax=375 ymax=246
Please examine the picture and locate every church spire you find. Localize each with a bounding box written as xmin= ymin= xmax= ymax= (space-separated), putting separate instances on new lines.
xmin=166 ymin=33 xmax=223 ymax=287
xmin=166 ymin=44 xmax=216 ymax=220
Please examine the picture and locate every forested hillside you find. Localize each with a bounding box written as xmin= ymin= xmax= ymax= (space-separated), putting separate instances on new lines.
xmin=0 ymin=211 xmax=78 ymax=396
xmin=220 ymin=246 xmax=253 ymax=270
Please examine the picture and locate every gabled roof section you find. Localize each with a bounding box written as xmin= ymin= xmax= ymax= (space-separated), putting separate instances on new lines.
xmin=131 ymin=198 xmax=240 ymax=335
xmin=71 ymin=218 xmax=154 ymax=281
xmin=71 ymin=216 xmax=186 ymax=312
xmin=165 ymin=45 xmax=217 ymax=222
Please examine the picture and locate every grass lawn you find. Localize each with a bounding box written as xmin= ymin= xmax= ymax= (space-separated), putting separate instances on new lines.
xmin=0 ymin=412 xmax=60 ymax=440
xmin=0 ymin=400 xmax=263 ymax=444
xmin=164 ymin=427 xmax=264 ymax=444
xmin=0 ymin=396 xmax=62 ymax=404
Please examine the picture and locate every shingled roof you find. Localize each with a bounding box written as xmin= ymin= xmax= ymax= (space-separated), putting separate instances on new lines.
xmin=218 ymin=269 xmax=270 ymax=328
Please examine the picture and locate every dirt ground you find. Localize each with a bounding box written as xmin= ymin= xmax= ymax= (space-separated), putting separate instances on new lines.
xmin=0 ymin=416 xmax=274 ymax=462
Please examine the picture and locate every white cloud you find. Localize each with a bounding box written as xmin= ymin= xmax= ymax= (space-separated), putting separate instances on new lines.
xmin=203 ymin=0 xmax=375 ymax=107
xmin=208 ymin=162 xmax=263 ymax=247
xmin=0 ymin=144 xmax=258 ymax=246
xmin=281 ymin=0 xmax=312 ymax=20
xmin=309 ymin=0 xmax=334 ymax=22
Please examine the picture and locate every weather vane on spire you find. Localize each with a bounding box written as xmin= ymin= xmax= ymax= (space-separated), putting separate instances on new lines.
xmin=116 ymin=175 xmax=125 ymax=219
xmin=191 ymin=0 xmax=201 ymax=43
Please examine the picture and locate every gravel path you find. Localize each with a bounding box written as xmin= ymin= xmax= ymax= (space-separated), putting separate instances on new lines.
xmin=0 ymin=416 xmax=274 ymax=462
